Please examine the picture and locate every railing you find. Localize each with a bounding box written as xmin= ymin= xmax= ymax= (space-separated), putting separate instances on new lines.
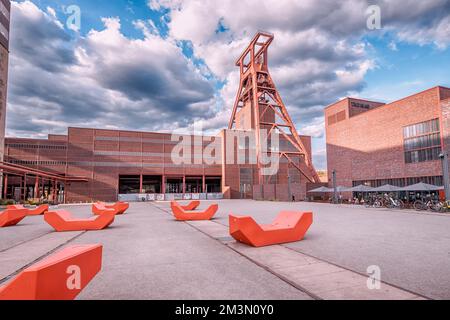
xmin=118 ymin=193 xmax=223 ymax=202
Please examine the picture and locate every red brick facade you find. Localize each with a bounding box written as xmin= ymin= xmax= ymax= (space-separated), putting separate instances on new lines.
xmin=326 ymin=86 xmax=450 ymax=188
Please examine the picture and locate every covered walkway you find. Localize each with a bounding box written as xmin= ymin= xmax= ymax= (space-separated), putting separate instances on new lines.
xmin=0 ymin=161 xmax=88 ymax=204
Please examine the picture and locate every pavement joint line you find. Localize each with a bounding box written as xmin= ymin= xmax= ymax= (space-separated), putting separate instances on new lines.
xmin=147 ymin=202 xmax=320 ymax=300
xmin=0 ymin=231 xmax=87 ymax=285
xmin=145 ymin=202 xmax=433 ymax=300
xmin=0 ymin=230 xmax=53 ymax=254
xmin=279 ymin=245 xmax=432 ymax=300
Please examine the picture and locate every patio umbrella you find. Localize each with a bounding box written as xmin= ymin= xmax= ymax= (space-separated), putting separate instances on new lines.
xmin=335 ymin=186 xmax=351 ymax=192
xmin=400 ymin=182 xmax=444 ymax=192
xmin=371 ymin=184 xmax=402 ymax=192
xmin=307 ymin=186 xmax=333 ymax=193
xmin=348 ymin=185 xmax=374 ymax=192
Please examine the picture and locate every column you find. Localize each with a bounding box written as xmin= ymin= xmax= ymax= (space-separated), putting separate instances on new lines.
xmin=23 ymin=174 xmax=27 ymax=201
xmin=202 ymin=175 xmax=206 ymax=193
xmin=182 ymin=176 xmax=186 ymax=194
xmin=162 ymin=175 xmax=166 ymax=194
xmin=34 ymin=176 xmax=39 ymax=199
xmin=3 ymin=174 xmax=7 ymax=199
xmin=139 ymin=174 xmax=143 ymax=193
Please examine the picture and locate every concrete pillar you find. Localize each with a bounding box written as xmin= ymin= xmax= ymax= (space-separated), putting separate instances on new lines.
xmin=202 ymin=175 xmax=206 ymax=193
xmin=23 ymin=174 xmax=27 ymax=202
xmin=3 ymin=174 xmax=7 ymax=199
xmin=440 ymin=152 xmax=450 ymax=200
xmin=34 ymin=176 xmax=39 ymax=199
xmin=162 ymin=175 xmax=166 ymax=194
xmin=139 ymin=174 xmax=143 ymax=193
xmin=182 ymin=176 xmax=186 ymax=194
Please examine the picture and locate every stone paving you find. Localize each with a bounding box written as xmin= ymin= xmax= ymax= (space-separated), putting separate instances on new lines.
xmin=2 ymin=200 xmax=448 ymax=299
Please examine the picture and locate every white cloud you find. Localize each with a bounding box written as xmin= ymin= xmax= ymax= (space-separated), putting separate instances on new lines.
xmin=7 ymin=1 xmax=215 ymax=137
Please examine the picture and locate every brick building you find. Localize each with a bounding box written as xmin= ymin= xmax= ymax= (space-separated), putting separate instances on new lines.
xmin=4 ymin=127 xmax=313 ymax=203
xmin=325 ymin=86 xmax=450 ymax=189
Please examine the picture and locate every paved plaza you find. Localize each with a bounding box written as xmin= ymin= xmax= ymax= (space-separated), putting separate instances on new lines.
xmin=1 ymin=200 xmax=450 ymax=300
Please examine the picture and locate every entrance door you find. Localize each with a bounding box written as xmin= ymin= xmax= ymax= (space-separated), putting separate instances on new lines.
xmin=239 ymin=168 xmax=253 ymax=199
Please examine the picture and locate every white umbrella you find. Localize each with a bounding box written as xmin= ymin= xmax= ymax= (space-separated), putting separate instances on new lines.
xmin=308 ymin=186 xmax=333 ymax=193
xmin=348 ymin=185 xmax=374 ymax=192
xmin=372 ymin=184 xmax=402 ymax=192
xmin=400 ymin=182 xmax=444 ymax=192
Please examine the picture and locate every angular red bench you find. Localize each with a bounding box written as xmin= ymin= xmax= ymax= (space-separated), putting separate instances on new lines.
xmin=171 ymin=202 xmax=218 ymax=221
xmin=7 ymin=204 xmax=49 ymax=216
xmin=0 ymin=244 xmax=102 ymax=300
xmin=229 ymin=211 xmax=313 ymax=247
xmin=92 ymin=202 xmax=119 ymax=216
xmin=172 ymin=200 xmax=200 ymax=211
xmin=0 ymin=209 xmax=29 ymax=228
xmin=45 ymin=210 xmax=115 ymax=232
xmin=98 ymin=201 xmax=129 ymax=215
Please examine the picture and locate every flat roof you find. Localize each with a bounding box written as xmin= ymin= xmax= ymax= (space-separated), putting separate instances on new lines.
xmin=324 ymin=85 xmax=450 ymax=112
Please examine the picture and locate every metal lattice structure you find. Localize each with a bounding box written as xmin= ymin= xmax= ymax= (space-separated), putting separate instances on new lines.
xmin=228 ymin=32 xmax=320 ymax=184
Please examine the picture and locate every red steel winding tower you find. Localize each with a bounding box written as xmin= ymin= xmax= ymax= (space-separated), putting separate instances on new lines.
xmin=228 ymin=32 xmax=320 ymax=185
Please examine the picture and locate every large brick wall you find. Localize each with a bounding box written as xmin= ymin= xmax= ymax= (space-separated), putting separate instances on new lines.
xmin=326 ymin=87 xmax=446 ymax=187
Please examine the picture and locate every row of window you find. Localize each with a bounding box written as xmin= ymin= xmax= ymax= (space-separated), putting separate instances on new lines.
xmin=404 ymin=133 xmax=441 ymax=151
xmin=353 ymin=176 xmax=443 ymax=188
xmin=6 ymin=143 xmax=67 ymax=150
xmin=327 ymin=110 xmax=346 ymax=126
xmin=403 ymin=119 xmax=439 ymax=139
xmin=405 ymin=147 xmax=442 ymax=164
xmin=7 ymin=160 xmax=66 ymax=166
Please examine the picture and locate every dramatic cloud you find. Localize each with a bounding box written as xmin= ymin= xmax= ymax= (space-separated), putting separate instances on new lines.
xmin=7 ymin=0 xmax=450 ymax=170
xmin=8 ymin=1 xmax=215 ymax=137
xmin=148 ymin=0 xmax=450 ymax=169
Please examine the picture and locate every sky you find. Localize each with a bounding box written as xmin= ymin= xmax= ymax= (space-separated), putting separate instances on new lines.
xmin=7 ymin=0 xmax=450 ymax=170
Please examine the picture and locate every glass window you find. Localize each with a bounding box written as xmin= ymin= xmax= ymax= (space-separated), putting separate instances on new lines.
xmin=404 ymin=119 xmax=441 ymax=164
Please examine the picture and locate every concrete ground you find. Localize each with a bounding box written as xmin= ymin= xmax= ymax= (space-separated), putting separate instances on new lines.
xmin=179 ymin=200 xmax=450 ymax=300
xmin=1 ymin=200 xmax=449 ymax=300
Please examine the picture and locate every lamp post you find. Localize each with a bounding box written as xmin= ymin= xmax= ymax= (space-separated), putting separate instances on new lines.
xmin=439 ymin=152 xmax=450 ymax=201
xmin=332 ymin=170 xmax=338 ymax=204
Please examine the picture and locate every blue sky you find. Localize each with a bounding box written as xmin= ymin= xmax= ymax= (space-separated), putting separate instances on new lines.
xmin=7 ymin=0 xmax=450 ymax=170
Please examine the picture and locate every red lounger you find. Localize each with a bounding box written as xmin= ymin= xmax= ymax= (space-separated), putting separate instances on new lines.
xmin=45 ymin=210 xmax=115 ymax=232
xmin=7 ymin=204 xmax=49 ymax=216
xmin=229 ymin=211 xmax=313 ymax=247
xmin=171 ymin=200 xmax=200 ymax=211
xmin=171 ymin=202 xmax=218 ymax=221
xmin=92 ymin=202 xmax=119 ymax=216
xmin=0 ymin=244 xmax=102 ymax=300
xmin=99 ymin=201 xmax=129 ymax=215
xmin=0 ymin=209 xmax=28 ymax=228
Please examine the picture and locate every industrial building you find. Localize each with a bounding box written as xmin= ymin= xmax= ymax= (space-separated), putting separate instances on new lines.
xmin=0 ymin=0 xmax=10 ymax=195
xmin=2 ymin=32 xmax=320 ymax=203
xmin=325 ymin=86 xmax=450 ymax=189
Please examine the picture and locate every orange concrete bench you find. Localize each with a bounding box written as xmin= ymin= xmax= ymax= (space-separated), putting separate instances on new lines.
xmin=92 ymin=202 xmax=119 ymax=216
xmin=7 ymin=204 xmax=49 ymax=216
xmin=171 ymin=202 xmax=218 ymax=221
xmin=0 ymin=244 xmax=102 ymax=300
xmin=172 ymin=200 xmax=200 ymax=211
xmin=229 ymin=211 xmax=313 ymax=247
xmin=0 ymin=209 xmax=28 ymax=228
xmin=45 ymin=210 xmax=115 ymax=232
xmin=98 ymin=201 xmax=129 ymax=215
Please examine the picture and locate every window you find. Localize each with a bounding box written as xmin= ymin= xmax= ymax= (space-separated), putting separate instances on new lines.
xmin=327 ymin=110 xmax=346 ymax=126
xmin=404 ymin=119 xmax=441 ymax=163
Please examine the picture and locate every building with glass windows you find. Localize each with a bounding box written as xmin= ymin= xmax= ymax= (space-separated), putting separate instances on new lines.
xmin=325 ymin=86 xmax=450 ymax=189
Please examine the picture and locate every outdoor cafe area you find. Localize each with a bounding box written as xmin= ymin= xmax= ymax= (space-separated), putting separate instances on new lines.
xmin=307 ymin=182 xmax=447 ymax=211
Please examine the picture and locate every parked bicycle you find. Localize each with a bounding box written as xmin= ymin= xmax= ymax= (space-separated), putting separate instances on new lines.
xmin=413 ymin=195 xmax=443 ymax=212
